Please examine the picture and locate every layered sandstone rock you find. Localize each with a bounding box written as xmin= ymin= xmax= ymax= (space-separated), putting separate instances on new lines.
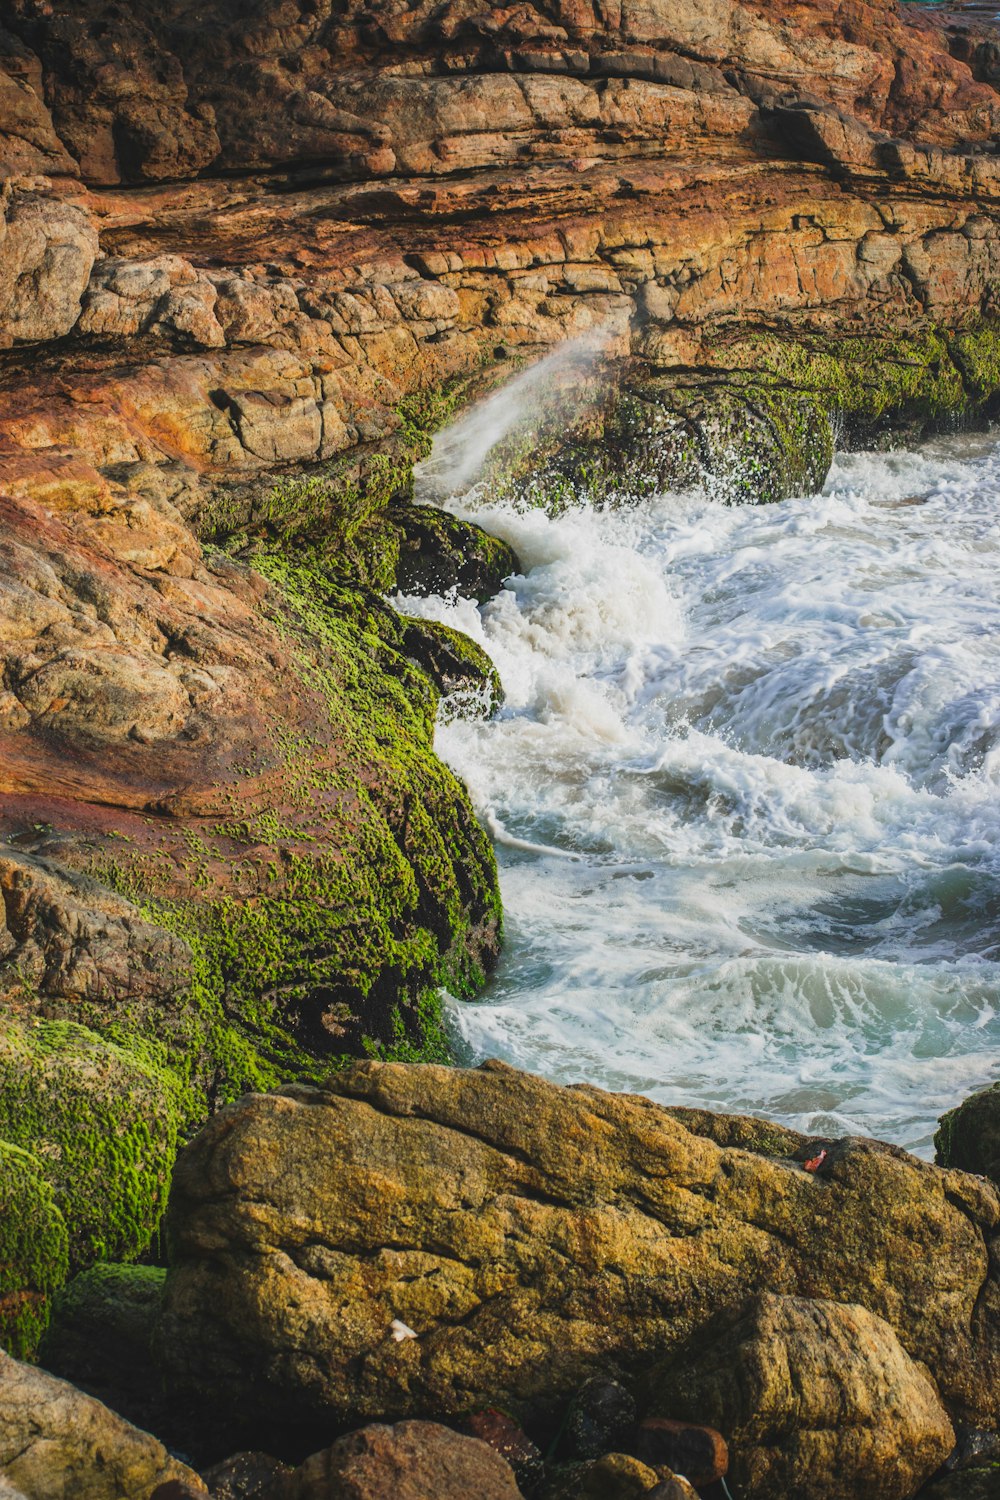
xmin=158 ymin=1061 xmax=1000 ymax=1450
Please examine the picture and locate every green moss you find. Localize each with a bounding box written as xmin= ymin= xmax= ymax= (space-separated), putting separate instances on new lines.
xmin=82 ymin=542 xmax=502 ymax=1100
xmin=0 ymin=1139 xmax=69 ymax=1359
xmin=0 ymin=1020 xmax=185 ymax=1271
xmin=40 ymin=1263 xmax=164 ymax=1385
xmin=724 ymin=320 xmax=1000 ymax=440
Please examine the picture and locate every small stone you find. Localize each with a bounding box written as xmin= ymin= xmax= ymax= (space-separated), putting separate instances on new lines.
xmin=462 ymin=1409 xmax=543 ymax=1490
xmin=203 ymin=1451 xmax=291 ymax=1500
xmin=635 ymin=1418 xmax=728 ymax=1486
xmin=539 ymin=1453 xmax=662 ymax=1499
xmin=559 ymin=1376 xmax=637 ymax=1461
xmin=646 ymin=1478 xmax=699 ymax=1500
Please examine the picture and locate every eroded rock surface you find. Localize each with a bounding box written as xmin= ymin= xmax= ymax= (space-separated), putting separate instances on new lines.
xmin=158 ymin=1061 xmax=1000 ymax=1446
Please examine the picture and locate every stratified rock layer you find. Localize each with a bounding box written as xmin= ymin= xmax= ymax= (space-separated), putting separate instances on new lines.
xmin=158 ymin=1061 xmax=1000 ymax=1445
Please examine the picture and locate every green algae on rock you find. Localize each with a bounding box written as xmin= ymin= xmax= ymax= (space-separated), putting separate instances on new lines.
xmin=0 ymin=1020 xmax=185 ymax=1271
xmin=0 ymin=1140 xmax=69 ymax=1360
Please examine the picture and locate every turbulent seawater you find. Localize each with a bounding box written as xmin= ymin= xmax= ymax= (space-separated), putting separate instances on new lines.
xmin=397 ymin=431 xmax=1000 ymax=1156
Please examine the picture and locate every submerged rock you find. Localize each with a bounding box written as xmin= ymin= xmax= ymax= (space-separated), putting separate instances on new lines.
xmin=0 ymin=1350 xmax=204 ymax=1500
xmin=648 ymin=1293 xmax=955 ymax=1500
xmin=158 ymin=1061 xmax=1000 ymax=1449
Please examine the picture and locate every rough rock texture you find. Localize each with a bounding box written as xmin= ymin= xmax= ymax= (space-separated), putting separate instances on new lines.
xmin=3 ymin=0 xmax=1000 ymax=1354
xmin=159 ymin=1061 xmax=1000 ymax=1448
xmin=0 ymin=1350 xmax=204 ymax=1500
xmin=937 ymin=1081 xmax=1000 ymax=1185
xmin=282 ymin=1421 xmax=523 ymax=1500
xmin=539 ymin=1453 xmax=680 ymax=1500
xmin=648 ymin=1293 xmax=955 ymax=1500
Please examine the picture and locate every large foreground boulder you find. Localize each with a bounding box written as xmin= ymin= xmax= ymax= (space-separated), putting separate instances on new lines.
xmin=158 ymin=1061 xmax=1000 ymax=1444
xmin=0 ymin=1350 xmax=203 ymax=1500
xmin=648 ymin=1293 xmax=954 ymax=1500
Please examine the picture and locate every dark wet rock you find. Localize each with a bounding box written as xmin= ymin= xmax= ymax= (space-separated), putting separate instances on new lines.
xmin=936 ymin=1082 xmax=1000 ymax=1185
xmin=647 ymin=1293 xmax=955 ymax=1500
xmin=401 ymin=617 xmax=503 ymax=719
xmin=558 ymin=1377 xmax=637 ymax=1462
xmin=392 ymin=504 xmax=520 ymax=604
xmin=203 ymin=1452 xmax=291 ymax=1500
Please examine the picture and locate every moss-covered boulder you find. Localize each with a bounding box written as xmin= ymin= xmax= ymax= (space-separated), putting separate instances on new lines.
xmin=0 ymin=1021 xmax=185 ymax=1270
xmin=402 ymin=617 xmax=503 ymax=719
xmin=0 ymin=1141 xmax=69 ymax=1359
xmin=935 ymin=1082 xmax=1000 ymax=1185
xmin=476 ymin=364 xmax=836 ymax=509
xmin=41 ymin=1263 xmax=165 ymax=1392
xmin=390 ymin=504 xmax=520 ymax=603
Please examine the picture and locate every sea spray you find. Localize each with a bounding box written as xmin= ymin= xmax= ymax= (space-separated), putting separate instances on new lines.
xmin=415 ymin=330 xmax=613 ymax=502
xmin=396 ymin=430 xmax=1000 ymax=1155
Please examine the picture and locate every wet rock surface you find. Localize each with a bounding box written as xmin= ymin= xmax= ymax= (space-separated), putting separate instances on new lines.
xmin=2 ymin=6 xmax=1000 ymax=1486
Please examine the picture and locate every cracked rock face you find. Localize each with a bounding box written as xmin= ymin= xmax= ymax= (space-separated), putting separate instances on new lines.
xmin=158 ymin=1061 xmax=1000 ymax=1447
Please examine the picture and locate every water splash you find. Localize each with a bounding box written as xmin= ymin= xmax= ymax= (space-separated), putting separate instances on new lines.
xmin=396 ymin=430 xmax=1000 ymax=1155
xmin=414 ymin=331 xmax=611 ymax=502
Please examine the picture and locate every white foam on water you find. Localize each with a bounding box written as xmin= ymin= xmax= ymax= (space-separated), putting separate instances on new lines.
xmin=395 ymin=429 xmax=1000 ymax=1155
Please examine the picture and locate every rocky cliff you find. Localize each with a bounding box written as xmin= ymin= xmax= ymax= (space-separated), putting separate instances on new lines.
xmin=1 ymin=0 xmax=1000 ymax=1356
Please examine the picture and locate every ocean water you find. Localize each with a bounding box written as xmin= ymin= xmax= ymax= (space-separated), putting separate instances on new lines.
xmin=397 ymin=428 xmax=1000 ymax=1156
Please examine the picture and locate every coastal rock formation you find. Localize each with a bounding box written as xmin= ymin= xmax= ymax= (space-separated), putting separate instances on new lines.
xmin=0 ymin=1350 xmax=204 ymax=1500
xmin=648 ymin=1293 xmax=955 ymax=1500
xmin=158 ymin=1060 xmax=1000 ymax=1450
xmin=2 ymin=0 xmax=1000 ymax=1358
